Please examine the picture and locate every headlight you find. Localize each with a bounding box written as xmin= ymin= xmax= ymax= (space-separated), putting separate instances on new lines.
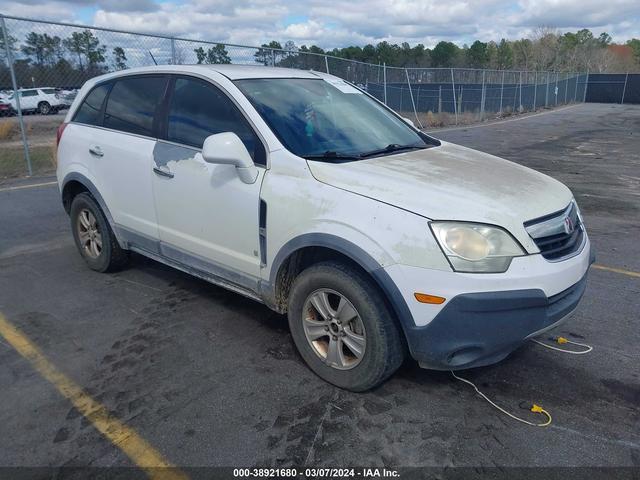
xmin=430 ymin=222 xmax=525 ymax=273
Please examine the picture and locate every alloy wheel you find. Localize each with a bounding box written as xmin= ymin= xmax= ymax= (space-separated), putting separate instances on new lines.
xmin=302 ymin=288 xmax=366 ymax=370
xmin=77 ymin=208 xmax=102 ymax=259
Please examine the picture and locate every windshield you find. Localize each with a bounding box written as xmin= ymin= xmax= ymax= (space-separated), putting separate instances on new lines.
xmin=234 ymin=78 xmax=437 ymax=161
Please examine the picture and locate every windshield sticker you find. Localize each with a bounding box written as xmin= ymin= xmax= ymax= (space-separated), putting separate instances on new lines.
xmin=323 ymin=78 xmax=362 ymax=94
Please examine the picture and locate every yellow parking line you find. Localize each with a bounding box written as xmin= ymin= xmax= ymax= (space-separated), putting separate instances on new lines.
xmin=0 ymin=181 xmax=58 ymax=192
xmin=0 ymin=313 xmax=188 ymax=480
xmin=593 ymin=264 xmax=640 ymax=278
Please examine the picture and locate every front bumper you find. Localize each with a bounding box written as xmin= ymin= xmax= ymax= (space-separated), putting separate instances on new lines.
xmin=409 ymin=272 xmax=588 ymax=370
xmin=384 ymin=239 xmax=594 ymax=370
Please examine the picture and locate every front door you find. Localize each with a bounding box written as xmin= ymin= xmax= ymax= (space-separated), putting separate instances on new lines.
xmin=18 ymin=90 xmax=38 ymax=110
xmin=151 ymin=76 xmax=267 ymax=288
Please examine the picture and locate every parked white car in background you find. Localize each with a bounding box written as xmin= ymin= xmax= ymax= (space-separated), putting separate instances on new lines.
xmin=9 ymin=87 xmax=67 ymax=114
xmin=56 ymin=65 xmax=593 ymax=391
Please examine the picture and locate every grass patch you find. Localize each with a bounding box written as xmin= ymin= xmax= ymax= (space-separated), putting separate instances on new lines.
xmin=0 ymin=120 xmax=17 ymax=140
xmin=0 ymin=144 xmax=56 ymax=178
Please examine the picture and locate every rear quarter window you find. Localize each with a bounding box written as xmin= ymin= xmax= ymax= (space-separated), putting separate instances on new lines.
xmin=103 ymin=76 xmax=167 ymax=137
xmin=73 ymin=84 xmax=111 ymax=126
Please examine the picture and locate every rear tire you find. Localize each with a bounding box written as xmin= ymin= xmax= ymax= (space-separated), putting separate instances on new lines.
xmin=38 ymin=101 xmax=51 ymax=115
xmin=70 ymin=193 xmax=129 ymax=272
xmin=287 ymin=261 xmax=405 ymax=391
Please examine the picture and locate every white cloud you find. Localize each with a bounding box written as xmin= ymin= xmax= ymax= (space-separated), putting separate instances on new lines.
xmin=4 ymin=0 xmax=639 ymax=50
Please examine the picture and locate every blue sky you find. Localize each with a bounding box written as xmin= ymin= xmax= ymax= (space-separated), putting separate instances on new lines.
xmin=3 ymin=0 xmax=639 ymax=48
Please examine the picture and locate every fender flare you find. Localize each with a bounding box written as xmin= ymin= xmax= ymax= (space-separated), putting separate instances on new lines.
xmin=264 ymin=233 xmax=415 ymax=332
xmin=61 ymin=172 xmax=125 ymax=247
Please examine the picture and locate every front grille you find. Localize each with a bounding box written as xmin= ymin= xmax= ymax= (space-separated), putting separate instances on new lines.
xmin=524 ymin=203 xmax=585 ymax=261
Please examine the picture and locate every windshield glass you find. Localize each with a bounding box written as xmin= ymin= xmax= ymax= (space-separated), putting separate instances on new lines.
xmin=234 ymin=78 xmax=435 ymax=160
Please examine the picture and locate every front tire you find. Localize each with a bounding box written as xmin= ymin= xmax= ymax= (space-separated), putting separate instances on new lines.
xmin=288 ymin=261 xmax=405 ymax=391
xmin=70 ymin=193 xmax=129 ymax=272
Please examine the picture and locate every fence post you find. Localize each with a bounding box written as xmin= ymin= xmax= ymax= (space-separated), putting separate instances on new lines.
xmin=383 ymin=62 xmax=387 ymax=105
xmin=545 ymin=71 xmax=550 ymax=107
xmin=271 ymin=49 xmax=275 ymax=67
xmin=451 ymin=68 xmax=458 ymax=125
xmin=583 ymin=70 xmax=589 ymax=103
xmin=518 ymin=71 xmax=522 ymax=111
xmin=573 ymin=72 xmax=579 ymax=102
xmin=1 ymin=15 xmax=32 ymax=176
xmin=532 ymin=71 xmax=537 ymax=110
xmin=499 ymin=70 xmax=504 ymax=114
xmin=325 ymin=55 xmax=329 ymax=74
xmin=621 ymin=72 xmax=629 ymax=104
xmin=404 ymin=68 xmax=423 ymax=128
xmin=555 ymin=72 xmax=559 ymax=105
xmin=564 ymin=72 xmax=568 ymax=104
xmin=480 ymin=69 xmax=486 ymax=120
xmin=170 ymin=38 xmax=176 ymax=64
xmin=438 ymin=85 xmax=442 ymax=114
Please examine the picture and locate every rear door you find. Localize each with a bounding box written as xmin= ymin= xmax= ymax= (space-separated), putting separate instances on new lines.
xmin=82 ymin=75 xmax=168 ymax=247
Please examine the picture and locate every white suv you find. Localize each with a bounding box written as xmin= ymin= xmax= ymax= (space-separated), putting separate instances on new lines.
xmin=10 ymin=87 xmax=67 ymax=115
xmin=56 ymin=66 xmax=593 ymax=391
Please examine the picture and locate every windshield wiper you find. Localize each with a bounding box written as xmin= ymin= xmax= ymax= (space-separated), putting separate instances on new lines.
xmin=302 ymin=151 xmax=361 ymax=162
xmin=303 ymin=144 xmax=426 ymax=162
xmin=358 ymin=143 xmax=427 ymax=159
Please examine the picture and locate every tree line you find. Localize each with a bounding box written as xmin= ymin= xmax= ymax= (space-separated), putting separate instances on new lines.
xmin=0 ymin=29 xmax=129 ymax=89
xmin=257 ymin=29 xmax=640 ymax=73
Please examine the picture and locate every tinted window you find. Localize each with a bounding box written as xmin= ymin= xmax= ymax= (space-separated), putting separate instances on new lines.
xmin=40 ymin=88 xmax=56 ymax=95
xmin=104 ymin=76 xmax=166 ymax=136
xmin=74 ymin=84 xmax=110 ymax=126
xmin=21 ymin=90 xmax=37 ymax=97
xmin=167 ymin=77 xmax=264 ymax=164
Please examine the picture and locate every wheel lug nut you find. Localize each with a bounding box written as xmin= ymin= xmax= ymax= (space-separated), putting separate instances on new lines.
xmin=332 ymin=335 xmax=337 ymax=341
xmin=324 ymin=326 xmax=329 ymax=331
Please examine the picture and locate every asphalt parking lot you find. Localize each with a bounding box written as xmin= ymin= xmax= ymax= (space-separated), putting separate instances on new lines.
xmin=0 ymin=103 xmax=638 ymax=474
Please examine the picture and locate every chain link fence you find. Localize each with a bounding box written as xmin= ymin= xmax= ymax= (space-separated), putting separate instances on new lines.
xmin=1 ymin=15 xmax=589 ymax=178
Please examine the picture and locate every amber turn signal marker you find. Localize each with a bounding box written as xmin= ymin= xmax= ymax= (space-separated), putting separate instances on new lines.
xmin=414 ymin=293 xmax=446 ymax=304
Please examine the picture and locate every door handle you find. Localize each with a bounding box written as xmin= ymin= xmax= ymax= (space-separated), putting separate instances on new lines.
xmin=89 ymin=145 xmax=103 ymax=157
xmin=153 ymin=166 xmax=174 ymax=179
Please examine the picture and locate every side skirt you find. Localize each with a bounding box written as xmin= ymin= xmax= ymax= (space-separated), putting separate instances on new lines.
xmin=129 ymin=246 xmax=264 ymax=304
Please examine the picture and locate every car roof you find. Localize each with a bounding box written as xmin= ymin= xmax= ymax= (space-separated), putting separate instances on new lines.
xmin=200 ymin=64 xmax=323 ymax=80
xmin=87 ymin=64 xmax=326 ymax=83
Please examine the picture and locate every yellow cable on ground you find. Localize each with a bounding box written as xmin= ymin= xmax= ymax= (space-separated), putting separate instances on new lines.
xmin=531 ymin=336 xmax=593 ymax=354
xmin=450 ymin=371 xmax=552 ymax=427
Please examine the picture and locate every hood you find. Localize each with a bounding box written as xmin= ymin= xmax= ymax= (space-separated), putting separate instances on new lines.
xmin=307 ymin=141 xmax=573 ymax=251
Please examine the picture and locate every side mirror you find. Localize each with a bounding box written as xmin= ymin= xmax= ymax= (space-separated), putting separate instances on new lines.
xmin=202 ymin=132 xmax=258 ymax=184
xmin=402 ymin=117 xmax=416 ymax=128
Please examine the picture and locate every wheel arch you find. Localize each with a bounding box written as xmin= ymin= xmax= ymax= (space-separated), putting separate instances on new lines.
xmin=61 ymin=172 xmax=124 ymax=247
xmin=262 ymin=234 xmax=415 ymax=334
